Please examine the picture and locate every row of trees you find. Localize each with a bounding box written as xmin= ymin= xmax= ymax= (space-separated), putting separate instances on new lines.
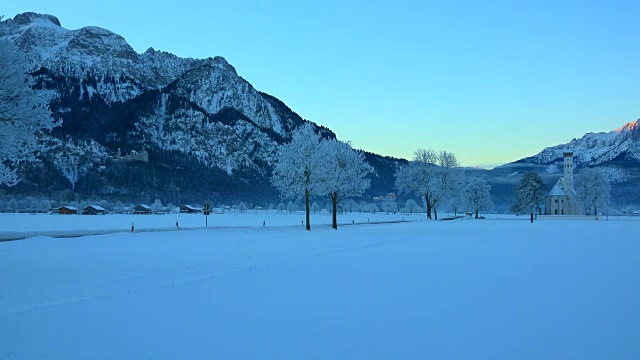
xmin=395 ymin=149 xmax=458 ymax=220
xmin=273 ymin=199 xmax=424 ymax=215
xmin=271 ymin=124 xmax=497 ymax=230
xmin=395 ymin=149 xmax=494 ymax=220
xmin=271 ymin=124 xmax=373 ymax=230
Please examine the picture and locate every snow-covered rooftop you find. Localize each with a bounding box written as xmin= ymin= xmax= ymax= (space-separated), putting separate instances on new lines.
xmin=84 ymin=205 xmax=105 ymax=211
xmin=181 ymin=205 xmax=203 ymax=210
xmin=547 ymin=179 xmax=567 ymax=196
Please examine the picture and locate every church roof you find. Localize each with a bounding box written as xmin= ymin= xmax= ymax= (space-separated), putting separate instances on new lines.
xmin=547 ymin=178 xmax=567 ymax=196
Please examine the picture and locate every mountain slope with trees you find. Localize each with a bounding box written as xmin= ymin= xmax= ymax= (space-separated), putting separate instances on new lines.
xmin=0 ymin=13 xmax=403 ymax=205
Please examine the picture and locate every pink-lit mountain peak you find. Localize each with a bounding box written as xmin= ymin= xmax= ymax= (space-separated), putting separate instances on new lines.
xmin=520 ymin=117 xmax=640 ymax=166
xmin=615 ymin=119 xmax=640 ymax=133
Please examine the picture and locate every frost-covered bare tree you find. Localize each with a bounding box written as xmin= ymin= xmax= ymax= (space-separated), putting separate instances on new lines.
xmin=151 ymin=199 xmax=164 ymax=213
xmin=402 ymin=199 xmax=421 ymax=215
xmin=512 ymin=172 xmax=546 ymax=222
xmin=359 ymin=201 xmax=368 ymax=214
xmin=318 ymin=140 xmax=373 ymax=229
xmin=464 ymin=176 xmax=493 ymax=219
xmin=271 ymin=123 xmax=325 ymax=231
xmin=349 ymin=200 xmax=361 ymax=213
xmin=168 ymin=203 xmax=179 ymax=214
xmin=442 ymin=168 xmax=467 ymax=215
xmin=0 ymin=40 xmax=59 ymax=186
xmin=381 ymin=200 xmax=398 ymax=214
xmin=341 ymin=200 xmax=351 ymax=213
xmin=369 ymin=203 xmax=379 ymax=214
xmin=395 ymin=149 xmax=459 ymax=220
xmin=575 ymin=167 xmax=611 ymax=217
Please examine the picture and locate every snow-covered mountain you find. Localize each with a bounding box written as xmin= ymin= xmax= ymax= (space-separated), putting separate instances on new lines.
xmin=485 ymin=119 xmax=640 ymax=209
xmin=1 ymin=12 xmax=305 ymax=168
xmin=519 ymin=119 xmax=640 ymax=167
xmin=0 ymin=12 xmax=403 ymax=203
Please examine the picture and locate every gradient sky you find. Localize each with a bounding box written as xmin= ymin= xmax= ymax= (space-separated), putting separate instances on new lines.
xmin=4 ymin=1 xmax=639 ymax=167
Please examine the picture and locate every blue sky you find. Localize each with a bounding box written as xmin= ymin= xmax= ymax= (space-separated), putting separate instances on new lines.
xmin=4 ymin=1 xmax=639 ymax=167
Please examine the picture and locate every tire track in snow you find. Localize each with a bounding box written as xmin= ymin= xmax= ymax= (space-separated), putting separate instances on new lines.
xmin=1 ymin=231 xmax=396 ymax=300
xmin=0 ymin=229 xmax=437 ymax=316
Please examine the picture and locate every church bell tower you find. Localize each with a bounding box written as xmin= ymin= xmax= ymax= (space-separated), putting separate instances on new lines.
xmin=563 ymin=152 xmax=574 ymax=191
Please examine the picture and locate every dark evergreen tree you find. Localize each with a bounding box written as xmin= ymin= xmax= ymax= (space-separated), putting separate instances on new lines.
xmin=512 ymin=172 xmax=546 ymax=223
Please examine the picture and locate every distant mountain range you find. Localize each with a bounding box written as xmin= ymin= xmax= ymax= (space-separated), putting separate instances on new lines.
xmin=1 ymin=12 xmax=638 ymax=208
xmin=487 ymin=119 xmax=640 ymax=209
xmin=520 ymin=120 xmax=640 ymax=167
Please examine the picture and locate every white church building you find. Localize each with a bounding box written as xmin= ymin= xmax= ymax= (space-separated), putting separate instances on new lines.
xmin=544 ymin=152 xmax=582 ymax=215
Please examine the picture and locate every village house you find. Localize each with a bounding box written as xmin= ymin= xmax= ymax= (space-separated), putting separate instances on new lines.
xmin=83 ymin=205 xmax=106 ymax=215
xmin=180 ymin=205 xmax=203 ymax=213
xmin=133 ymin=204 xmax=153 ymax=214
xmin=55 ymin=206 xmax=78 ymax=215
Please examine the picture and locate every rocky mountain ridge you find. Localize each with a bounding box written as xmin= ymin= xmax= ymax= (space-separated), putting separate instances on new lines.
xmin=519 ymin=119 xmax=640 ymax=167
xmin=1 ymin=12 xmax=404 ymax=204
xmin=485 ymin=119 xmax=640 ymax=209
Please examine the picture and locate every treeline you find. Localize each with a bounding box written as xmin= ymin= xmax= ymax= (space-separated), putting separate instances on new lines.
xmin=0 ymin=192 xmax=430 ymax=216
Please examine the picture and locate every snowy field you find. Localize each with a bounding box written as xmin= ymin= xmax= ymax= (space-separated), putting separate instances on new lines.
xmin=1 ymin=213 xmax=639 ymax=359
xmin=0 ymin=211 xmax=415 ymax=241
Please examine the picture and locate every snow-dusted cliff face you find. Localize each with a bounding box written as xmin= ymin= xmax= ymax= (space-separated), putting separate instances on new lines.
xmin=0 ymin=13 xmax=316 ymax=180
xmin=520 ymin=119 xmax=640 ymax=167
xmin=1 ymin=13 xmax=401 ymax=202
xmin=1 ymin=13 xmax=301 ymax=135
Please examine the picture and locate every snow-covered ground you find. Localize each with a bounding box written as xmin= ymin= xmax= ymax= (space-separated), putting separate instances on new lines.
xmin=1 ymin=213 xmax=639 ymax=359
